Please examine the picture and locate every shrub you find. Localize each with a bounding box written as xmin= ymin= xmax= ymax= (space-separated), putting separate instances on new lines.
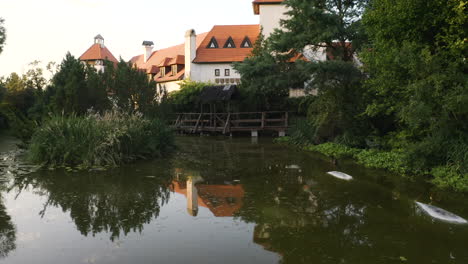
xmin=354 ymin=149 xmax=412 ymax=175
xmin=287 ymin=118 xmax=316 ymax=145
xmin=431 ymin=166 xmax=468 ymax=192
xmin=167 ymin=80 xmax=208 ymax=113
xmin=306 ymin=142 xmax=359 ymax=159
xmin=28 ymin=108 xmax=174 ymax=168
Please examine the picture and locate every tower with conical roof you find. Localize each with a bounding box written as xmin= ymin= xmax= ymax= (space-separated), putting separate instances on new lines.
xmin=79 ymin=34 xmax=118 ymax=72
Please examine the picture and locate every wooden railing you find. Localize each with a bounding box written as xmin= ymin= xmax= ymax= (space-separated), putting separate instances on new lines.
xmin=172 ymin=111 xmax=288 ymax=134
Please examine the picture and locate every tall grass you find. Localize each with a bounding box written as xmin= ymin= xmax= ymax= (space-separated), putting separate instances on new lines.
xmin=28 ymin=109 xmax=174 ymax=168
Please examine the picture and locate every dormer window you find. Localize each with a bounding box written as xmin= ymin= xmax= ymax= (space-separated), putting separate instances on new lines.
xmin=160 ymin=67 xmax=165 ymax=77
xmin=223 ymin=37 xmax=236 ymax=48
xmin=207 ymin=37 xmax=219 ymax=48
xmin=241 ymin=36 xmax=252 ymax=48
xmin=172 ymin=65 xmax=178 ymax=75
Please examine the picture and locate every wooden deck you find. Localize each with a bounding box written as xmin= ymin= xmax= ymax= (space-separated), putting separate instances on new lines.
xmin=172 ymin=111 xmax=288 ymax=135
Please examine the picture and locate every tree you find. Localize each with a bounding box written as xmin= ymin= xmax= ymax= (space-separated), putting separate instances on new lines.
xmin=167 ymin=80 xmax=209 ymax=112
xmin=0 ymin=18 xmax=6 ymax=54
xmin=236 ymin=0 xmax=370 ymax=144
xmin=104 ymin=59 xmax=158 ymax=114
xmin=361 ymin=0 xmax=468 ymax=173
xmin=271 ymin=0 xmax=368 ymax=62
xmin=47 ymin=53 xmax=110 ymax=114
xmin=23 ymin=61 xmax=47 ymax=91
xmin=233 ymin=33 xmax=293 ymax=110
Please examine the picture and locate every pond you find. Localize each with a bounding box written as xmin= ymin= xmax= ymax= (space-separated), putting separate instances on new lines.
xmin=0 ymin=136 xmax=467 ymax=264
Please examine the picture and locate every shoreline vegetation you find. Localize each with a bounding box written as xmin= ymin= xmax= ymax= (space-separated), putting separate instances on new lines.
xmin=28 ymin=109 xmax=174 ymax=170
xmin=275 ymin=136 xmax=468 ymax=193
xmin=0 ymin=0 xmax=466 ymax=192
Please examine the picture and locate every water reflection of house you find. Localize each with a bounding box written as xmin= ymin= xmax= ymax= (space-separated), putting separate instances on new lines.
xmin=170 ymin=179 xmax=244 ymax=217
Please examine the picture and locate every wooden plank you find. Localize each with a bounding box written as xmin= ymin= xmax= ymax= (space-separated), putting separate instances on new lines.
xmin=223 ymin=113 xmax=231 ymax=134
xmin=193 ymin=113 xmax=202 ymax=133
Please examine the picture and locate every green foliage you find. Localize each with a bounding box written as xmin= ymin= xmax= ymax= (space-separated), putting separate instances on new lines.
xmin=286 ymin=118 xmax=316 ymax=145
xmin=46 ymin=55 xmax=160 ymax=116
xmin=306 ymin=142 xmax=360 ymax=160
xmin=354 ymin=149 xmax=412 ymax=175
xmin=167 ymin=80 xmax=208 ymax=112
xmin=1 ymin=73 xmax=36 ymax=114
xmin=272 ymin=0 xmax=368 ymax=60
xmin=361 ymin=0 xmax=468 ymax=180
xmin=273 ymin=136 xmax=292 ymax=144
xmin=46 ymin=53 xmax=109 ymax=114
xmin=233 ymin=33 xmax=291 ymax=110
xmin=0 ymin=104 xmax=37 ymax=145
xmin=104 ymin=60 xmax=158 ymax=114
xmin=431 ymin=166 xmax=468 ymax=192
xmin=303 ymin=61 xmax=368 ymax=144
xmin=28 ymin=108 xmax=174 ymax=168
xmin=0 ymin=17 xmax=5 ymax=54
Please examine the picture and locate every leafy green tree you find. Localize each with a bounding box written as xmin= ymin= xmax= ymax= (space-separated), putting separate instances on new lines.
xmin=233 ymin=33 xmax=293 ymax=110
xmin=361 ymin=0 xmax=468 ymax=173
xmin=47 ymin=53 xmax=109 ymax=114
xmin=235 ymin=0 xmax=369 ymax=143
xmin=104 ymin=60 xmax=157 ymax=114
xmin=23 ymin=61 xmax=47 ymax=91
xmin=167 ymin=80 xmax=210 ymax=112
xmin=271 ymin=0 xmax=368 ymax=61
xmin=2 ymin=73 xmax=36 ymax=114
xmin=0 ymin=18 xmax=6 ymax=54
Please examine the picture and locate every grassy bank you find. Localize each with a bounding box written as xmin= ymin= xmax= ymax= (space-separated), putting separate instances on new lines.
xmin=28 ymin=109 xmax=174 ymax=169
xmin=276 ymin=137 xmax=468 ymax=192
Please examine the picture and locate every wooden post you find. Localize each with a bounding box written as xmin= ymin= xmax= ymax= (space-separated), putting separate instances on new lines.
xmin=193 ymin=113 xmax=202 ymax=133
xmin=174 ymin=114 xmax=181 ymax=127
xmin=223 ymin=113 xmax=231 ymax=134
xmin=261 ymin=112 xmax=266 ymax=129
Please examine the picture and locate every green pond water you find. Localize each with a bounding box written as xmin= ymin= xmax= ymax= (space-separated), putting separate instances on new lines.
xmin=0 ymin=136 xmax=467 ymax=264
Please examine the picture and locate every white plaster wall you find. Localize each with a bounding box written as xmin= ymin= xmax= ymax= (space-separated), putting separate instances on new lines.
xmin=259 ymin=4 xmax=289 ymax=38
xmin=160 ymin=81 xmax=182 ymax=93
xmin=191 ymin=63 xmax=240 ymax=83
xmin=303 ymin=45 xmax=327 ymax=62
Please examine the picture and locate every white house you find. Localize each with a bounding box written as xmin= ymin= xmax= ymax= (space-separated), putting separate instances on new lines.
xmin=81 ymin=1 xmax=326 ymax=97
xmin=130 ymin=0 xmax=297 ymax=93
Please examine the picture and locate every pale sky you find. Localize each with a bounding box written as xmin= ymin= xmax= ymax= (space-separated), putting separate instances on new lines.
xmin=0 ymin=0 xmax=259 ymax=77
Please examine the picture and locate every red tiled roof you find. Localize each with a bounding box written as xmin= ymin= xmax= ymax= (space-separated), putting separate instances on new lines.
xmin=155 ymin=68 xmax=185 ymax=83
xmin=79 ymin=43 xmax=118 ymax=63
xmin=193 ymin=25 xmax=260 ymax=63
xmin=130 ymin=32 xmax=208 ymax=73
xmin=169 ymin=55 xmax=185 ymax=65
xmin=158 ymin=57 xmax=173 ymax=67
xmin=148 ymin=65 xmax=159 ymax=74
xmin=252 ymin=0 xmax=284 ymax=14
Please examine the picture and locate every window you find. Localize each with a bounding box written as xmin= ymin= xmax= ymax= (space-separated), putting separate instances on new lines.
xmin=224 ymin=69 xmax=230 ymax=76
xmin=160 ymin=67 xmax=165 ymax=77
xmin=241 ymin=36 xmax=252 ymax=48
xmin=207 ymin=37 xmax=219 ymax=48
xmin=172 ymin=65 xmax=178 ymax=75
xmin=223 ymin=37 xmax=236 ymax=48
xmin=215 ymin=69 xmax=220 ymax=76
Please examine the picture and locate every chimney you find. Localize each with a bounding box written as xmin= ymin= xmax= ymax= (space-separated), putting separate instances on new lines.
xmin=94 ymin=34 xmax=105 ymax=48
xmin=184 ymin=29 xmax=196 ymax=79
xmin=142 ymin=40 xmax=154 ymax=63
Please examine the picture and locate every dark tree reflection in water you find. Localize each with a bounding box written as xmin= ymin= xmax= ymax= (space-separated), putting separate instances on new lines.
xmin=0 ymin=197 xmax=15 ymax=258
xmin=11 ymin=168 xmax=173 ymax=241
